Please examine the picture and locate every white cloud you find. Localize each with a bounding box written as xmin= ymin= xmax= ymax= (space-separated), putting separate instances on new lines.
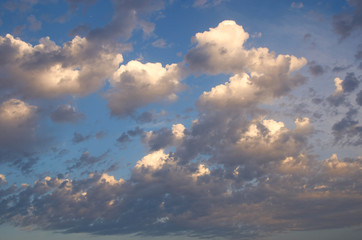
xmin=0 ymin=34 xmax=123 ymax=98
xmin=187 ymin=21 xmax=307 ymax=111
xmin=135 ymin=149 xmax=170 ymax=170
xmin=107 ymin=60 xmax=183 ymax=116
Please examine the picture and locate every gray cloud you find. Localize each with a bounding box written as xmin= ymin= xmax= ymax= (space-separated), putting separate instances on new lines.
xmin=67 ymin=151 xmax=108 ymax=171
xmin=333 ymin=0 xmax=362 ymax=39
xmin=72 ymin=132 xmax=91 ymax=143
xmin=50 ymin=104 xmax=85 ymax=123
xmin=86 ymin=0 xmax=164 ymax=42
xmin=332 ymin=108 xmax=362 ymax=145
xmin=356 ymin=90 xmax=362 ymax=105
xmin=68 ymin=23 xmax=90 ymax=37
xmin=308 ymin=61 xmax=326 ymax=76
xmin=342 ymin=72 xmax=360 ymax=92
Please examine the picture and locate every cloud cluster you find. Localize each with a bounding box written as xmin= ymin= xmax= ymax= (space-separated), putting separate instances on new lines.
xmin=1 ymin=19 xmax=362 ymax=240
xmin=0 ymin=34 xmax=123 ymax=98
xmin=186 ymin=20 xmax=307 ymax=111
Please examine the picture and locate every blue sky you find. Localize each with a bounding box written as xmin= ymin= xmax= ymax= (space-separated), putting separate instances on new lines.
xmin=0 ymin=0 xmax=362 ymax=239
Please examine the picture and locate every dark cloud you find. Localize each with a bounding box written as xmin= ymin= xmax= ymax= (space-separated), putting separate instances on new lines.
xmin=50 ymin=104 xmax=85 ymax=124
xmin=356 ymin=90 xmax=362 ymax=105
xmin=135 ymin=111 xmax=155 ymax=124
xmin=333 ymin=0 xmax=362 ymax=39
xmin=72 ymin=132 xmax=91 ymax=143
xmin=332 ymin=108 xmax=362 ymax=145
xmin=327 ymin=93 xmax=345 ymax=107
xmin=308 ymin=61 xmax=326 ymax=76
xmin=332 ymin=64 xmax=352 ymax=72
xmin=303 ymin=33 xmax=311 ymax=41
xmin=143 ymin=128 xmax=174 ymax=151
xmin=342 ymin=72 xmax=360 ymax=92
xmin=127 ymin=127 xmax=145 ymax=137
xmin=68 ymin=23 xmax=90 ymax=37
xmin=1 ymin=149 xmax=361 ymax=239
xmin=86 ymin=0 xmax=164 ymax=43
xmin=116 ymin=133 xmax=131 ymax=143
xmin=67 ymin=151 xmax=107 ymax=171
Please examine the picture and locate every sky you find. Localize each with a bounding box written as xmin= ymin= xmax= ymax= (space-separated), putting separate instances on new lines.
xmin=0 ymin=0 xmax=362 ymax=239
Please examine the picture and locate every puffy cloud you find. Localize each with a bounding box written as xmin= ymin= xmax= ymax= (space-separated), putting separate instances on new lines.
xmin=186 ymin=21 xmax=307 ymax=111
xmin=0 ymin=34 xmax=123 ymax=98
xmin=106 ymin=60 xmax=183 ymax=116
xmin=185 ymin=20 xmax=307 ymax=76
xmin=134 ymin=149 xmax=169 ymax=170
xmin=0 ymin=99 xmax=37 ymax=150
xmin=142 ymin=124 xmax=186 ymax=151
xmin=50 ymin=104 xmax=85 ymax=123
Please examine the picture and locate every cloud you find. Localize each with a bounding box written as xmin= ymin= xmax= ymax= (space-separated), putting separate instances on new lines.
xmin=291 ymin=2 xmax=304 ymax=9
xmin=152 ymin=38 xmax=167 ymax=48
xmin=50 ymin=104 xmax=85 ymax=123
xmin=0 ymin=34 xmax=123 ymax=98
xmin=0 ymin=174 xmax=7 ymax=185
xmin=143 ymin=124 xmax=185 ymax=151
xmin=193 ymin=0 xmax=225 ymax=8
xmin=308 ymin=61 xmax=326 ymax=76
xmin=185 ymin=21 xmax=307 ymax=107
xmin=356 ymin=90 xmax=362 ymax=106
xmin=0 ymin=99 xmax=37 ymax=150
xmin=86 ymin=0 xmax=164 ymax=42
xmin=72 ymin=132 xmax=91 ymax=143
xmin=333 ymin=0 xmax=362 ymax=39
xmin=342 ymin=72 xmax=360 ymax=92
xmin=106 ymin=60 xmax=183 ymax=116
xmin=68 ymin=24 xmax=90 ymax=37
xmin=326 ymin=74 xmax=360 ymax=106
xmin=27 ymin=14 xmax=41 ymax=31
xmin=332 ymin=108 xmax=362 ymax=146
xmin=67 ymin=151 xmax=108 ymax=171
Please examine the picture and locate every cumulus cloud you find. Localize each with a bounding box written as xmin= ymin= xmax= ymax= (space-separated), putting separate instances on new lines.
xmin=50 ymin=104 xmax=85 ymax=123
xmin=1 ymin=149 xmax=362 ymax=239
xmin=0 ymin=34 xmax=123 ymax=98
xmin=186 ymin=21 xmax=307 ymax=110
xmin=106 ymin=60 xmax=183 ymax=116
xmin=0 ymin=98 xmax=37 ymax=150
xmin=185 ymin=20 xmax=307 ymax=75
xmin=142 ymin=124 xmax=185 ymax=151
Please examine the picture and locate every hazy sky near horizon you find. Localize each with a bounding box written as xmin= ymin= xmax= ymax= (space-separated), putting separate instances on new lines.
xmin=0 ymin=0 xmax=362 ymax=239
